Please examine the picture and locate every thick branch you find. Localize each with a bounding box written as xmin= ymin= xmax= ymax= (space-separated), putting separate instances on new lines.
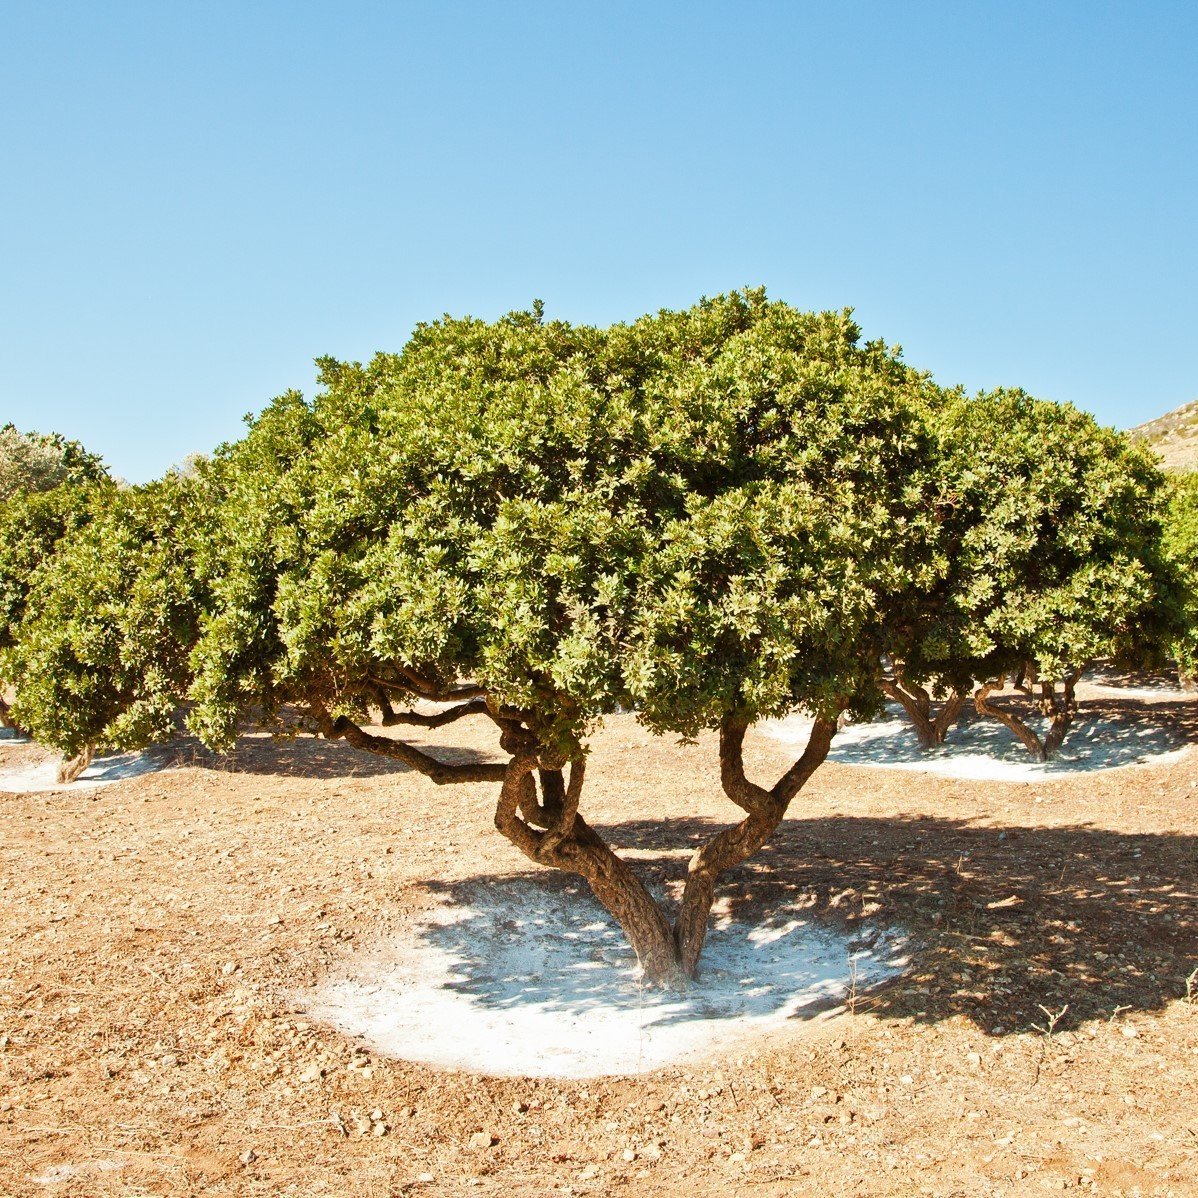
xmin=682 ymin=714 xmax=838 ymax=974
xmin=975 ymin=680 xmax=1046 ymax=762
xmin=391 ymin=664 xmax=487 ymax=702
xmin=719 ymin=712 xmax=837 ymax=813
xmin=314 ymin=707 xmax=506 ymax=784
xmin=376 ymin=695 xmax=490 ymax=729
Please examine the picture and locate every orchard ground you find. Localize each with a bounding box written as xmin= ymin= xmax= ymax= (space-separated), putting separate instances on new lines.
xmin=1 ymin=679 xmax=1196 ymax=1195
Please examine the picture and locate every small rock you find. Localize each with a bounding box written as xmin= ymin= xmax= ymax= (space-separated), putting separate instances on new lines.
xmin=417 ymin=1173 xmax=434 ymax=1184
xmin=221 ymin=962 xmax=238 ymax=976
xmin=810 ymin=1086 xmax=828 ymax=1100
xmin=267 ymin=916 xmax=283 ymax=927
xmin=299 ymin=1064 xmax=324 ymax=1083
xmin=238 ymin=1149 xmax=257 ymax=1165
xmin=1121 ymin=1024 xmax=1139 ymax=1038
xmin=622 ymin=1149 xmax=636 ymax=1162
xmin=370 ymin=1109 xmax=384 ymax=1122
xmin=469 ymin=1131 xmax=496 ymax=1150
xmin=512 ymin=1100 xmax=529 ymax=1114
xmin=372 ymin=1122 xmax=388 ymax=1137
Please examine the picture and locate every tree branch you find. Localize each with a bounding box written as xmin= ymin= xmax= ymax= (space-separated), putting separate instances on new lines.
xmin=313 ymin=707 xmax=506 ymax=784
xmin=719 ymin=712 xmax=838 ymax=814
xmin=377 ymin=697 xmax=490 ymax=729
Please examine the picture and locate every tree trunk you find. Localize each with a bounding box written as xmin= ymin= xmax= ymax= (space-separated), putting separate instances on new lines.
xmin=492 ymin=716 xmax=837 ymax=989
xmin=320 ymin=698 xmax=837 ymax=990
xmin=932 ymin=690 xmax=966 ymax=743
xmin=493 ymin=754 xmax=686 ymax=988
xmin=974 ymin=680 xmax=1046 ymax=761
xmin=975 ymin=668 xmax=1084 ymax=762
xmin=880 ymin=675 xmax=964 ymax=749
xmin=56 ymin=744 xmax=95 ymax=784
xmin=674 ymin=714 xmax=837 ymax=978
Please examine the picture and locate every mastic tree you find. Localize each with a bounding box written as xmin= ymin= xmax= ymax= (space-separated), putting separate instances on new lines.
xmin=0 ymin=482 xmax=108 ymax=731
xmin=1160 ymin=470 xmax=1198 ymax=686
xmin=186 ymin=291 xmax=941 ymax=987
xmin=8 ymin=472 xmax=210 ymax=780
xmin=883 ymin=388 xmax=1176 ymax=760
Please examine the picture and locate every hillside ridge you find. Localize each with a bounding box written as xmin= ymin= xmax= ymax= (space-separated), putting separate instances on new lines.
xmin=1132 ymin=399 xmax=1198 ymax=472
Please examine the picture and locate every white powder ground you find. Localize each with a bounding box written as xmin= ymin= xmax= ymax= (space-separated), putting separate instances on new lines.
xmin=302 ymin=882 xmax=907 ymax=1078
xmin=760 ymin=706 xmax=1191 ymax=782
xmin=0 ymin=746 xmax=169 ymax=794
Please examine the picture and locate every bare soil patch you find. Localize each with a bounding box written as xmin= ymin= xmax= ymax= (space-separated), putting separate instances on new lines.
xmin=1 ymin=695 xmax=1196 ymax=1195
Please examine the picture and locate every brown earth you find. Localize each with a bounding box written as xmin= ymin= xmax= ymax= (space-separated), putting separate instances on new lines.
xmin=1 ymin=687 xmax=1197 ymax=1197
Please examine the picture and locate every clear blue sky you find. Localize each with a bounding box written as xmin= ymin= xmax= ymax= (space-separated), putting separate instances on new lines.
xmin=2 ymin=1 xmax=1195 ymax=482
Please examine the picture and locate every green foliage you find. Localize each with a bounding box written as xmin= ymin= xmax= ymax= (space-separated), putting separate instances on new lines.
xmin=1161 ymin=471 xmax=1198 ymax=679
xmin=6 ymin=293 xmax=1183 ymax=773
xmin=891 ymin=388 xmax=1176 ymax=691
xmin=0 ymin=425 xmax=108 ymax=502
xmin=189 ymin=291 xmax=939 ymax=754
xmin=8 ymin=474 xmax=211 ymax=755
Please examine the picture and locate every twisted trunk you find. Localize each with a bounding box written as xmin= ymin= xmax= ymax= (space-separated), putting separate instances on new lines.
xmin=313 ymin=694 xmax=839 ymax=989
xmin=56 ymin=743 xmax=94 ymax=784
xmin=672 ymin=714 xmax=836 ymax=976
xmin=974 ymin=667 xmax=1084 ymax=761
xmin=880 ymin=672 xmax=965 ymax=749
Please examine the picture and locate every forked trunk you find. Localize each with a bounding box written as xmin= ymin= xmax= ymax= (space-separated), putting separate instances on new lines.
xmin=974 ymin=669 xmax=1083 ymax=761
xmin=319 ymin=693 xmax=838 ymax=990
xmin=674 ymin=803 xmax=787 ymax=977
xmin=492 ymin=717 xmax=837 ymax=989
xmin=880 ymin=674 xmax=965 ymax=749
xmin=56 ymin=743 xmax=95 ymax=784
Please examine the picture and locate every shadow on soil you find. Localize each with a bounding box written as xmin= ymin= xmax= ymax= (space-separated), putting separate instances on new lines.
xmin=419 ymin=812 xmax=1198 ymax=1039
xmin=149 ymin=732 xmax=502 ymax=780
xmin=818 ymin=695 xmax=1195 ymax=773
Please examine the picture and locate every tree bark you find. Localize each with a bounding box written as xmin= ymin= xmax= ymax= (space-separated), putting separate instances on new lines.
xmin=879 ymin=675 xmax=964 ymax=749
xmin=974 ymin=669 xmax=1084 ymax=762
xmin=56 ymin=744 xmax=94 ymax=784
xmin=673 ymin=714 xmax=837 ymax=976
xmin=493 ymin=754 xmax=684 ymax=987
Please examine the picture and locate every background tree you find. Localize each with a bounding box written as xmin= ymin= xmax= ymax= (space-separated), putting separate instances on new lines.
xmin=0 ymin=482 xmax=107 ymax=731
xmin=1160 ymin=471 xmax=1198 ymax=686
xmin=0 ymin=425 xmax=108 ymax=502
xmin=8 ymin=472 xmax=209 ymax=779
xmin=182 ymin=291 xmax=940 ymax=987
xmin=884 ymin=388 xmax=1176 ymax=761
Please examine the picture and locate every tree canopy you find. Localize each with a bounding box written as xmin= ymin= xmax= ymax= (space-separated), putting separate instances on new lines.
xmin=0 ymin=291 xmax=1181 ymax=983
xmin=881 ymin=388 xmax=1177 ymax=759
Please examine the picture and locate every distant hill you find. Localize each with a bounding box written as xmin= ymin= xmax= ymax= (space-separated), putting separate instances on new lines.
xmin=1132 ymin=400 xmax=1198 ymax=473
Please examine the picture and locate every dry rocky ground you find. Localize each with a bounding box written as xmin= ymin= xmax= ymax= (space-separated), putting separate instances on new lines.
xmin=1 ymin=687 xmax=1197 ymax=1196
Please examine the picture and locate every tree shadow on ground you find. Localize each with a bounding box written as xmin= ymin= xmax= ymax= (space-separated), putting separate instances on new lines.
xmin=147 ymin=730 xmax=502 ymax=780
xmin=405 ymin=874 xmax=901 ymax=1034
xmin=780 ymin=695 xmax=1198 ymax=775
xmin=417 ymin=814 xmax=1197 ymax=1039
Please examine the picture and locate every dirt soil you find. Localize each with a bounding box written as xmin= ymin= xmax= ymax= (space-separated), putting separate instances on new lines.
xmin=2 ymin=686 xmax=1197 ymax=1196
